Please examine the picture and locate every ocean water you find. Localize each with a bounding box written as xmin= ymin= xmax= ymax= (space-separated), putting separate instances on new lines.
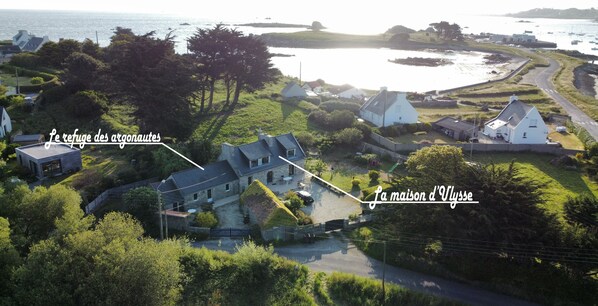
xmin=1 ymin=9 xmax=597 ymax=91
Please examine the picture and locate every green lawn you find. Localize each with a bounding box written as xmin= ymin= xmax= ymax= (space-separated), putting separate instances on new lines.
xmin=190 ymin=81 xmax=321 ymax=145
xmin=0 ymin=73 xmax=34 ymax=87
xmin=470 ymin=153 xmax=598 ymax=217
xmin=393 ymin=130 xmax=456 ymax=144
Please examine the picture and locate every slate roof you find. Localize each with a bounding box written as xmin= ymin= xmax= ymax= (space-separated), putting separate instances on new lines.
xmin=21 ymin=37 xmax=44 ymax=52
xmin=226 ymin=133 xmax=305 ymax=177
xmin=239 ymin=141 xmax=271 ymax=161
xmin=12 ymin=134 xmax=44 ymax=143
xmin=434 ymin=117 xmax=475 ymax=132
xmin=360 ymin=89 xmax=399 ymax=116
xmin=486 ymin=99 xmax=534 ymax=129
xmin=0 ymin=45 xmax=21 ymax=55
xmin=157 ymin=179 xmax=184 ymax=204
xmin=163 ymin=160 xmax=238 ymax=197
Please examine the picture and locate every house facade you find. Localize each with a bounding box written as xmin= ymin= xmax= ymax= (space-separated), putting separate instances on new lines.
xmin=338 ymin=87 xmax=366 ymax=100
xmin=359 ymin=87 xmax=418 ymax=127
xmin=158 ymin=132 xmax=306 ymax=211
xmin=302 ymin=81 xmax=323 ymax=94
xmin=281 ymin=82 xmax=307 ymax=99
xmin=483 ymin=95 xmax=548 ymax=144
xmin=0 ymin=107 xmax=12 ymax=139
xmin=16 ymin=143 xmax=82 ymax=179
xmin=12 ymin=30 xmax=49 ymax=52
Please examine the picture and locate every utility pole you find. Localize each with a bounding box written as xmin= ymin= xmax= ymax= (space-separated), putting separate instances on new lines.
xmin=469 ymin=114 xmax=478 ymax=158
xmin=15 ymin=68 xmax=19 ymax=95
xmin=382 ymin=240 xmax=387 ymax=305
xmin=157 ymin=180 xmax=165 ymax=240
xmin=299 ymin=61 xmax=302 ymax=85
xmin=382 ymin=88 xmax=387 ymax=128
xmin=95 ymin=31 xmax=99 ymax=45
xmin=165 ymin=206 xmax=169 ymax=239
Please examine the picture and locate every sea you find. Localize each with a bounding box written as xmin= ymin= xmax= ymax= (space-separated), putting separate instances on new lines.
xmin=1 ymin=9 xmax=597 ymax=92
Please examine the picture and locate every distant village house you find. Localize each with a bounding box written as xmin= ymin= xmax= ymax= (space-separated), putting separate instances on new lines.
xmin=359 ymin=87 xmax=418 ymax=127
xmin=12 ymin=30 xmax=49 ymax=52
xmin=0 ymin=107 xmax=12 ymax=139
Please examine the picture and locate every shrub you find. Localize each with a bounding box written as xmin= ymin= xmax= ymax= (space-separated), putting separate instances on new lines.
xmin=329 ymin=110 xmax=355 ymax=130
xmin=335 ymin=128 xmax=363 ymax=146
xmin=195 ymin=211 xmax=218 ymax=228
xmin=284 ymin=191 xmax=304 ymax=213
xmin=295 ymin=132 xmax=316 ymax=149
xmin=9 ymin=53 xmax=41 ymax=69
xmin=320 ymin=100 xmax=361 ymax=114
xmin=368 ymin=170 xmax=380 ymax=182
xmin=41 ymin=85 xmax=72 ymax=104
xmin=308 ymin=109 xmax=330 ymax=127
xmin=352 ymin=179 xmax=361 ymax=188
xmin=353 ymin=121 xmax=373 ymax=138
xmin=30 ymin=77 xmax=44 ymax=85
xmin=69 ymin=90 xmax=109 ymax=117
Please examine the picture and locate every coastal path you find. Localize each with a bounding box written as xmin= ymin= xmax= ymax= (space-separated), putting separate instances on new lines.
xmin=526 ymin=55 xmax=598 ymax=140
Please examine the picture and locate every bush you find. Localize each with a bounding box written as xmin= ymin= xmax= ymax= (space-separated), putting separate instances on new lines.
xmin=320 ymin=100 xmax=361 ymax=114
xmin=69 ymin=90 xmax=109 ymax=117
xmin=368 ymin=170 xmax=380 ymax=182
xmin=308 ymin=109 xmax=330 ymax=127
xmin=30 ymin=77 xmax=44 ymax=85
xmin=295 ymin=132 xmax=316 ymax=149
xmin=9 ymin=53 xmax=40 ymax=69
xmin=195 ymin=211 xmax=218 ymax=228
xmin=329 ymin=110 xmax=355 ymax=130
xmin=41 ymin=85 xmax=72 ymax=104
xmin=335 ymin=128 xmax=363 ymax=146
xmin=284 ymin=192 xmax=304 ymax=213
xmin=352 ymin=179 xmax=361 ymax=188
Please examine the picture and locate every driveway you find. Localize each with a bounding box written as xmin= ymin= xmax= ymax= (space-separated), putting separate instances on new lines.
xmin=214 ymin=201 xmax=249 ymax=229
xmin=299 ymin=178 xmax=362 ymax=223
xmin=192 ymin=235 xmax=537 ymax=306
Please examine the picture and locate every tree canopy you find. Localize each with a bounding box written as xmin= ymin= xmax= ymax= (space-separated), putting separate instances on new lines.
xmin=429 ymin=21 xmax=464 ymax=41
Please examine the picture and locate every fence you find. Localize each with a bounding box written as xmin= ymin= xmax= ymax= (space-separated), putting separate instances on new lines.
xmin=84 ymin=177 xmax=159 ymax=214
xmin=260 ymin=214 xmax=373 ymax=242
xmin=368 ymin=133 xmax=583 ymax=156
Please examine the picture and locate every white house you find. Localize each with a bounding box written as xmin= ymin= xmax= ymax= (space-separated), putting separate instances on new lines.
xmin=0 ymin=107 xmax=13 ymax=139
xmin=301 ymin=81 xmax=323 ymax=94
xmin=338 ymin=87 xmax=366 ymax=100
xmin=281 ymin=82 xmax=307 ymax=99
xmin=12 ymin=30 xmax=49 ymax=53
xmin=359 ymin=87 xmax=418 ymax=127
xmin=483 ymin=95 xmax=548 ymax=144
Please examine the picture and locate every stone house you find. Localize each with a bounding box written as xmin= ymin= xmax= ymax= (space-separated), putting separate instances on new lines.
xmin=158 ymin=132 xmax=306 ymax=211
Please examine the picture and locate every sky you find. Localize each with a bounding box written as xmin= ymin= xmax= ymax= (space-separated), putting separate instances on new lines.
xmin=1 ymin=0 xmax=596 ymax=18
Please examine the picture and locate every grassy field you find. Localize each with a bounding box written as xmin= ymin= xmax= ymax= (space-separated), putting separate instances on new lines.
xmin=0 ymin=73 xmax=34 ymax=87
xmin=470 ymin=153 xmax=598 ymax=217
xmin=190 ymin=79 xmax=321 ymax=145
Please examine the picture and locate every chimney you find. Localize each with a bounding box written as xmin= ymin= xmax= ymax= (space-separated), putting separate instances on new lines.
xmin=509 ymin=94 xmax=518 ymax=103
xmin=258 ymin=130 xmax=274 ymax=147
xmin=219 ymin=143 xmax=235 ymax=161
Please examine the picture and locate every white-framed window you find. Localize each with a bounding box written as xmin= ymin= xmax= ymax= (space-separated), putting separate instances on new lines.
xmin=225 ymin=183 xmax=230 ymax=192
xmin=193 ymin=193 xmax=198 ymax=200
xmin=261 ymin=156 xmax=270 ymax=165
xmin=250 ymin=159 xmax=258 ymax=168
xmin=523 ymin=132 xmax=527 ymax=138
xmin=287 ymin=149 xmax=296 ymax=158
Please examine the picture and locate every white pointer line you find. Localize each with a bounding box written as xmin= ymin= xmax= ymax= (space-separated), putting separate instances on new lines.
xmin=278 ymin=156 xmax=479 ymax=206
xmin=44 ymin=141 xmax=204 ymax=171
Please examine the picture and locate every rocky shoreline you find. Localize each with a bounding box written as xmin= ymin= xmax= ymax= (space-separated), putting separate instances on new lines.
xmin=574 ymin=63 xmax=598 ymax=98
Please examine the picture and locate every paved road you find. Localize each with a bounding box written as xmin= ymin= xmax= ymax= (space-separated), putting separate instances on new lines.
xmin=529 ymin=56 xmax=598 ymax=140
xmin=193 ymin=236 xmax=537 ymax=306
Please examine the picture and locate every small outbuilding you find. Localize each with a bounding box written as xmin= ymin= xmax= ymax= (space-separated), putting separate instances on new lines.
xmin=16 ymin=143 xmax=82 ymax=179
xmin=433 ymin=117 xmax=477 ymax=141
xmin=12 ymin=134 xmax=45 ymax=146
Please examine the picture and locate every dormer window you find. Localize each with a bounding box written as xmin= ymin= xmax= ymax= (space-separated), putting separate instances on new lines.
xmin=261 ymin=156 xmax=270 ymax=165
xmin=250 ymin=159 xmax=258 ymax=168
xmin=287 ymin=149 xmax=296 ymax=158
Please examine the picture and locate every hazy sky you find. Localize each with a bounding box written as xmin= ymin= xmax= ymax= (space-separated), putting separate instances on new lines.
xmin=2 ymin=0 xmax=596 ymax=17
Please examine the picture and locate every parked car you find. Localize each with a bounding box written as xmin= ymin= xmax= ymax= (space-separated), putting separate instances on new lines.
xmin=296 ymin=190 xmax=314 ymax=205
xmin=469 ymin=138 xmax=479 ymax=143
